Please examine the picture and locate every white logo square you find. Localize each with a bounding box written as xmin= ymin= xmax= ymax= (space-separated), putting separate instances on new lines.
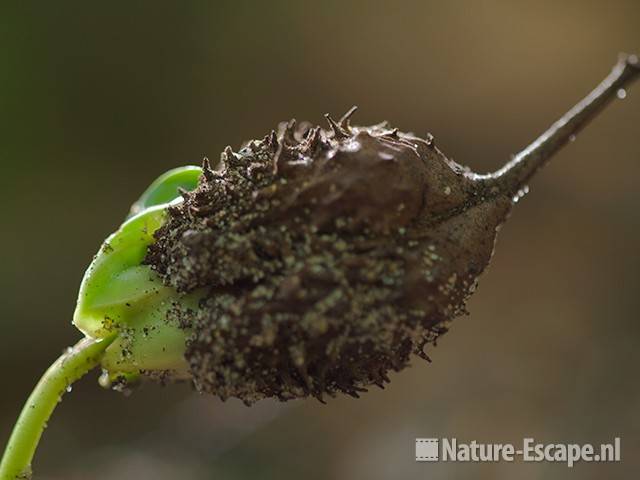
xmin=416 ymin=438 xmax=439 ymax=462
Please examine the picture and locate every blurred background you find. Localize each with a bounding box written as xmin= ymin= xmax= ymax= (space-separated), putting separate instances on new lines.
xmin=1 ymin=1 xmax=639 ymax=478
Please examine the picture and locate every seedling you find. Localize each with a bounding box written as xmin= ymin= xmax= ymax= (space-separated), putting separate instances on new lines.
xmin=1 ymin=54 xmax=638 ymax=479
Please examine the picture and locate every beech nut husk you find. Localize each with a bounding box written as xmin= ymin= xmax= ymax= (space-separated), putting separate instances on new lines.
xmin=145 ymin=111 xmax=512 ymax=404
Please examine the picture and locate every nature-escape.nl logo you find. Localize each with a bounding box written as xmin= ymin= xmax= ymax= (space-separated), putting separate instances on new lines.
xmin=415 ymin=437 xmax=621 ymax=468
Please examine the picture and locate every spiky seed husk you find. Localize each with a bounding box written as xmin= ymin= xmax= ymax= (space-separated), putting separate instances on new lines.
xmin=146 ymin=109 xmax=512 ymax=404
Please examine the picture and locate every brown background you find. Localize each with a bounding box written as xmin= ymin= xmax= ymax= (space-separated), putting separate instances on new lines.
xmin=1 ymin=1 xmax=638 ymax=479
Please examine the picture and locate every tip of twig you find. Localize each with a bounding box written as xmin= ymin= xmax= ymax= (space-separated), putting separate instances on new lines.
xmin=484 ymin=53 xmax=640 ymax=197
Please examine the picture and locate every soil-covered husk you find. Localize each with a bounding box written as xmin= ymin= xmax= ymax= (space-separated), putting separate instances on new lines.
xmin=146 ymin=112 xmax=512 ymax=404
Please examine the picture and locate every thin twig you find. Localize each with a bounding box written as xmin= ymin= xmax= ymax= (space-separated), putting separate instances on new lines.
xmin=482 ymin=53 xmax=639 ymax=196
